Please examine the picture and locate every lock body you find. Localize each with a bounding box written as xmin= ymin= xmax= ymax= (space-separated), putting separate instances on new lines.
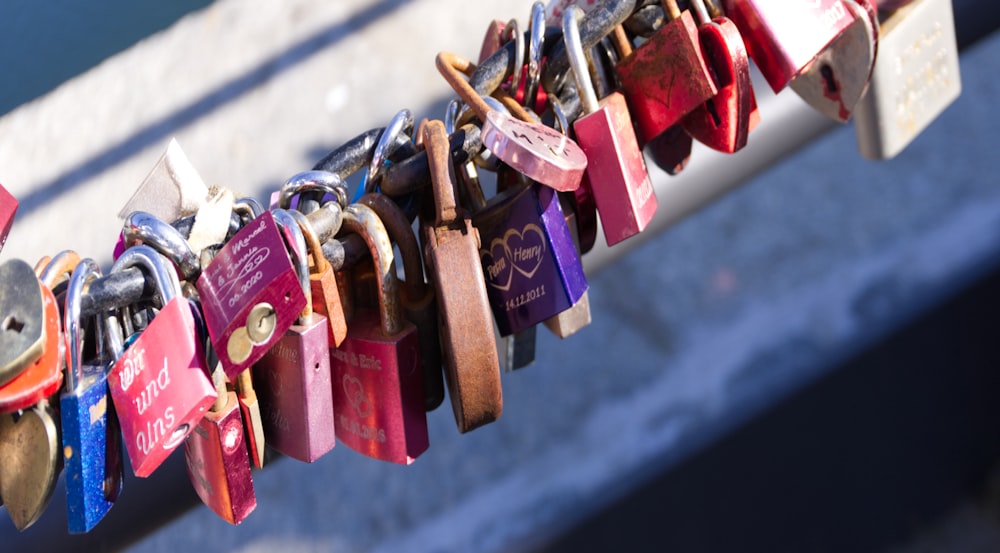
xmin=108 ymin=297 xmax=216 ymax=477
xmin=197 ymin=211 xmax=307 ymax=380
xmin=183 ymin=390 xmax=256 ymax=525
xmin=722 ymin=0 xmax=856 ymax=92
xmin=853 ymin=0 xmax=961 ymax=159
xmin=474 ymin=181 xmax=588 ymax=337
xmin=332 ymin=311 xmax=426 ymax=464
xmin=253 ymin=315 xmax=337 ymax=463
xmin=0 ymin=183 xmax=16 ymax=252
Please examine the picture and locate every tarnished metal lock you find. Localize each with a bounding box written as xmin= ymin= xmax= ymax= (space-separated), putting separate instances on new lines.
xmin=196 ymin=210 xmax=308 ymax=380
xmin=790 ymin=0 xmax=879 ymax=122
xmin=563 ymin=7 xmax=658 ymax=246
xmin=60 ymin=258 xmax=124 ymax=533
xmin=183 ymin=365 xmax=256 ymax=525
xmin=107 ymin=245 xmax=217 ymax=477
xmin=332 ymin=204 xmax=428 ymax=464
xmin=470 ymin=165 xmax=589 ymax=337
xmin=252 ymin=209 xmax=336 ymax=463
xmin=0 ymin=399 xmax=61 ymax=531
xmin=721 ymin=0 xmax=857 ymax=93
xmin=437 ymin=51 xmax=588 ymax=192
xmin=0 ymin=183 xmax=16 ymax=252
xmin=679 ymin=0 xmax=756 ymax=153
xmin=854 ymin=0 xmax=961 ymax=159
xmin=358 ymin=193 xmax=445 ymax=412
xmin=121 ymin=211 xmax=201 ymax=282
xmin=419 ymin=120 xmax=502 ymax=432
xmin=616 ymin=0 xmax=719 ymax=143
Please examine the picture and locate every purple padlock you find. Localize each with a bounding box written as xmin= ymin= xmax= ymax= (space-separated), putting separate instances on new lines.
xmin=196 ymin=210 xmax=308 ymax=380
xmin=471 ymin=170 xmax=589 ymax=337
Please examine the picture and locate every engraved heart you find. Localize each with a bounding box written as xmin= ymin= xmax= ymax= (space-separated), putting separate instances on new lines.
xmin=504 ymin=224 xmax=546 ymax=280
xmin=0 ymin=402 xmax=60 ymax=530
xmin=342 ymin=375 xmax=371 ymax=418
xmin=480 ymin=238 xmax=513 ymax=292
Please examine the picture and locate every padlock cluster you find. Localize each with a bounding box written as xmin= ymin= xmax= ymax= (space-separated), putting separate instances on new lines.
xmin=0 ymin=0 xmax=961 ymax=534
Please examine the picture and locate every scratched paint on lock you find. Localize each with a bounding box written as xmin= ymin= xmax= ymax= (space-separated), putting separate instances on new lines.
xmin=477 ymin=184 xmax=587 ymax=336
xmin=108 ymin=298 xmax=216 ymax=477
xmin=196 ymin=211 xmax=306 ymax=379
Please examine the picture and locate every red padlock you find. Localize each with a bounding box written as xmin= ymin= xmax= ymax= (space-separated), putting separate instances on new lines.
xmin=0 ymin=182 xmax=17 ymax=252
xmin=563 ymin=7 xmax=657 ymax=246
xmin=332 ymin=204 xmax=427 ymax=464
xmin=615 ymin=0 xmax=719 ymax=144
xmin=107 ymin=245 xmax=217 ymax=477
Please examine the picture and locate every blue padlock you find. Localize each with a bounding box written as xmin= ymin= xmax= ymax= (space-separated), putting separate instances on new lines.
xmin=59 ymin=258 xmax=124 ymax=533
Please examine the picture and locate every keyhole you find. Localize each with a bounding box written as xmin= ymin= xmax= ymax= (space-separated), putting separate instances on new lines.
xmin=2 ymin=316 xmax=24 ymax=333
xmin=820 ymin=64 xmax=839 ymax=94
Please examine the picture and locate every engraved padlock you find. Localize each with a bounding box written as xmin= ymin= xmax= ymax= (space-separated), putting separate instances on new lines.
xmin=615 ymin=0 xmax=719 ymax=143
xmin=853 ymin=0 xmax=961 ymax=159
xmin=183 ymin=363 xmax=256 ymax=525
xmin=196 ymin=210 xmax=308 ymax=380
xmin=563 ymin=7 xmax=658 ymax=246
xmin=332 ymin=204 xmax=428 ymax=464
xmin=59 ymin=258 xmax=124 ymax=533
xmin=252 ymin=209 xmax=336 ymax=463
xmin=107 ymin=245 xmax=217 ymax=477
xmin=721 ymin=0 xmax=858 ymax=93
xmin=469 ymin=166 xmax=589 ymax=337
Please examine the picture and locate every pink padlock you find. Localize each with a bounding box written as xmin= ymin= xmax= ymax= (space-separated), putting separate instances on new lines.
xmin=0 ymin=182 xmax=17 ymax=252
xmin=107 ymin=245 xmax=217 ymax=478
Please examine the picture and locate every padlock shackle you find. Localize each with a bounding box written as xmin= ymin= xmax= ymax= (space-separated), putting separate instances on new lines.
xmin=436 ymin=52 xmax=535 ymax=128
xmin=341 ymin=204 xmax=403 ymax=336
xmin=500 ymin=18 xmax=524 ymax=96
xmin=688 ymin=0 xmax=712 ymax=24
xmin=37 ymin=250 xmax=81 ymax=291
xmin=279 ymin=171 xmax=347 ymax=212
xmin=110 ymin=245 xmax=182 ymax=307
xmin=362 ymin=109 xmax=414 ymax=197
xmin=123 ymin=211 xmax=201 ymax=281
xmin=423 ymin=120 xmax=459 ymax=227
xmin=523 ymin=1 xmax=546 ymax=109
xmin=287 ymin=209 xmax=336 ymax=286
xmin=563 ymin=7 xmax=600 ymax=116
xmin=357 ymin=193 xmax=430 ymax=304
xmin=64 ymin=258 xmax=102 ymax=392
xmin=272 ymin=209 xmax=313 ymax=321
xmin=233 ymin=197 xmax=264 ymax=221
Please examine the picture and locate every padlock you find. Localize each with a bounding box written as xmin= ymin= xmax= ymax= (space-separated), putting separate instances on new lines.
xmin=469 ymin=163 xmax=589 ymax=337
xmin=542 ymin=191 xmax=592 ymax=339
xmin=358 ymin=193 xmax=445 ymax=412
xmin=721 ymin=0 xmax=858 ymax=93
xmin=437 ymin=51 xmax=587 ymax=193
xmin=233 ymin=369 xmax=265 ymax=468
xmin=356 ymin=109 xmax=416 ymax=202
xmin=0 ymin=399 xmax=61 ymax=531
xmin=789 ymin=0 xmax=879 ymax=122
xmin=183 ymin=363 xmax=256 ymax=525
xmin=615 ymin=0 xmax=719 ymax=144
xmin=679 ymin=0 xmax=756 ymax=153
xmin=107 ymin=245 xmax=217 ymax=477
xmin=563 ymin=7 xmax=658 ymax=246
xmin=419 ymin=120 xmax=502 ymax=432
xmin=279 ymin=174 xmax=348 ymax=348
xmin=332 ymin=204 xmax=428 ymax=464
xmin=0 ymin=258 xmax=66 ymax=414
xmin=278 ymin=169 xmax=347 ymax=216
xmin=252 ymin=209 xmax=336 ymax=463
xmin=0 ymin=183 xmax=16 ymax=252
xmin=59 ymin=258 xmax=124 ymax=533
xmin=196 ymin=210 xmax=308 ymax=380
xmin=0 ymin=259 xmax=47 ymax=387
xmin=478 ymin=18 xmax=524 ymax=102
xmin=853 ymin=0 xmax=961 ymax=159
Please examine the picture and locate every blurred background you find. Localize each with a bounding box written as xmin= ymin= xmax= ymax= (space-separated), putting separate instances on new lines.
xmin=1 ymin=0 xmax=1000 ymax=551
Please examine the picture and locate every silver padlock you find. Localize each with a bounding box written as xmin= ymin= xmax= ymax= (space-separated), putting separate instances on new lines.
xmin=853 ymin=0 xmax=961 ymax=159
xmin=790 ymin=0 xmax=879 ymax=122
